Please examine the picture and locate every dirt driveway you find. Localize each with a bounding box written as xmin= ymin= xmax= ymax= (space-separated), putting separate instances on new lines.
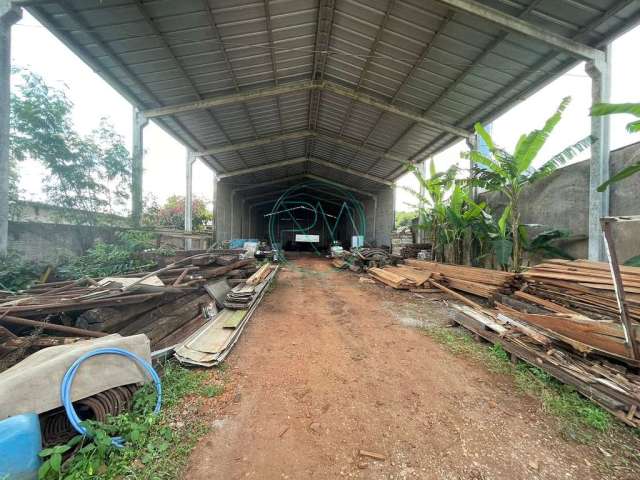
xmin=184 ymin=257 xmax=624 ymax=479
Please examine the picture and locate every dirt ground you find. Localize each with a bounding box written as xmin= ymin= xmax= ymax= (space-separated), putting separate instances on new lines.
xmin=184 ymin=256 xmax=635 ymax=480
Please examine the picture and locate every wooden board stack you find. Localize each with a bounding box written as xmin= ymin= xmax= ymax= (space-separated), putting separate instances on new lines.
xmin=404 ymin=260 xmax=516 ymax=299
xmin=0 ymin=252 xmax=259 ymax=372
xmin=368 ymin=267 xmax=415 ymax=289
xmin=521 ymin=259 xmax=640 ymax=322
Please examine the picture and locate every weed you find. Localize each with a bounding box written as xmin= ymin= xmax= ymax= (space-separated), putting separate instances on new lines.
xmin=423 ymin=325 xmax=614 ymax=440
xmin=38 ymin=361 xmax=224 ymax=480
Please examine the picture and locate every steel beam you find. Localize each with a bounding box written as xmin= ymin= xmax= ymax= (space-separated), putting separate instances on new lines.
xmin=142 ymin=80 xmax=468 ymax=140
xmin=316 ymin=133 xmax=405 ymax=164
xmin=219 ymin=155 xmax=392 ymax=186
xmin=217 ymin=157 xmax=307 ymax=179
xmin=436 ymin=0 xmax=604 ymax=62
xmin=0 ymin=2 xmax=21 ymax=255
xmin=194 ymin=129 xmax=405 ymax=164
xmin=587 ymin=50 xmax=611 ymax=261
xmin=308 ymin=158 xmax=393 ymax=186
xmin=306 ymin=0 xmax=336 ymax=158
xmin=143 ymin=81 xmax=315 ymax=119
xmin=194 ymin=131 xmax=314 ymax=157
xmin=322 ymin=81 xmax=471 ymax=139
xmin=131 ymin=107 xmax=148 ymax=226
xmin=33 ymin=3 xmax=225 ymax=173
xmin=410 ymin=1 xmax=633 ymax=169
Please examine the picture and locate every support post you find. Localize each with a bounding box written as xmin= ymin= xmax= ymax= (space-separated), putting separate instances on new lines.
xmin=0 ymin=3 xmax=21 ymax=255
xmin=131 ymin=107 xmax=147 ymax=226
xmin=586 ymin=47 xmax=611 ymax=261
xmin=185 ymin=150 xmax=195 ymax=250
xmin=212 ymin=173 xmax=217 ymax=243
xmin=417 ymin=158 xmax=428 ymax=243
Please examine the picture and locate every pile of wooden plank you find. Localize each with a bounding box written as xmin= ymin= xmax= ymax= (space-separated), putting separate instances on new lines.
xmin=368 ymin=266 xmax=434 ymax=290
xmin=452 ymin=301 xmax=640 ymax=428
xmin=522 ymin=259 xmax=640 ymax=321
xmin=0 ymin=252 xmax=259 ymax=371
xmin=404 ymin=260 xmax=517 ymax=299
xmin=224 ymin=263 xmax=277 ymax=309
xmin=399 ymin=243 xmax=432 ymax=259
xmin=175 ymin=265 xmax=278 ymax=367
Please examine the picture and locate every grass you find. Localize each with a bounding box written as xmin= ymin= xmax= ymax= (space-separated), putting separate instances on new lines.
xmin=422 ymin=325 xmax=613 ymax=441
xmin=38 ymin=361 xmax=225 ymax=480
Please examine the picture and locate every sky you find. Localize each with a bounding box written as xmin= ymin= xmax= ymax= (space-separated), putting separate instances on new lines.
xmin=9 ymin=11 xmax=640 ymax=214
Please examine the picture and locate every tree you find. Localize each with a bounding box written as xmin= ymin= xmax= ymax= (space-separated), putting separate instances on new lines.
xmin=463 ymin=97 xmax=592 ymax=271
xmin=590 ymin=102 xmax=640 ymax=192
xmin=143 ymin=195 xmax=213 ymax=231
xmin=10 ymin=68 xmax=132 ymax=226
xmin=395 ymin=210 xmax=417 ymax=229
xmin=404 ymin=159 xmax=458 ymax=261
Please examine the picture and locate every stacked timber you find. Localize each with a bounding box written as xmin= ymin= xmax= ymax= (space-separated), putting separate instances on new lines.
xmin=404 ymin=260 xmax=516 ymax=299
xmin=175 ymin=265 xmax=279 ymax=367
xmin=399 ymin=243 xmax=432 ymax=259
xmin=224 ymin=263 xmax=276 ymax=309
xmin=368 ymin=267 xmax=414 ymax=289
xmin=522 ymin=259 xmax=640 ymax=321
xmin=451 ymin=302 xmax=640 ymax=428
xmin=0 ymin=252 xmax=259 ymax=371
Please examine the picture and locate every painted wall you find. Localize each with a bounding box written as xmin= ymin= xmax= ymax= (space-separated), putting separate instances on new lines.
xmin=481 ymin=141 xmax=640 ymax=263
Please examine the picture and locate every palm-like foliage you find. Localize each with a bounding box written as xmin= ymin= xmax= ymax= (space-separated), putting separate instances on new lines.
xmin=591 ymin=102 xmax=640 ymax=192
xmin=404 ymin=159 xmax=458 ymax=261
xmin=463 ymin=96 xmax=592 ymax=271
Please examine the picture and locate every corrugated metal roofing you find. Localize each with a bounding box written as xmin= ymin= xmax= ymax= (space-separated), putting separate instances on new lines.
xmin=26 ymin=0 xmax=640 ymax=193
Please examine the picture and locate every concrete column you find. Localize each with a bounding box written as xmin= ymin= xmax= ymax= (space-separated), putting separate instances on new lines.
xmin=417 ymin=158 xmax=428 ymax=243
xmin=586 ymin=47 xmax=611 ymax=261
xmin=211 ymin=173 xmax=217 ymax=242
xmin=185 ymin=150 xmax=195 ymax=250
xmin=131 ymin=107 xmax=147 ymax=226
xmin=0 ymin=3 xmax=21 ymax=255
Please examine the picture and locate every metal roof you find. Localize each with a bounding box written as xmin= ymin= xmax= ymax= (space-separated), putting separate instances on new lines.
xmin=24 ymin=0 xmax=640 ymax=193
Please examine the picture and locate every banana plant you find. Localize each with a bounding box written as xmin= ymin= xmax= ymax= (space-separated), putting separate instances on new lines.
xmin=442 ymin=185 xmax=486 ymax=264
xmin=403 ymin=160 xmax=458 ymax=261
xmin=463 ymin=96 xmax=592 ymax=271
xmin=591 ymin=102 xmax=640 ymax=192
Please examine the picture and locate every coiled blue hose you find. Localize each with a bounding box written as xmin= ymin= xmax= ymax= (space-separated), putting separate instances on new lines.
xmin=60 ymin=347 xmax=162 ymax=448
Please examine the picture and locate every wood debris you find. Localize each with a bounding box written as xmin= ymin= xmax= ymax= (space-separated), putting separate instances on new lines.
xmin=0 ymin=251 xmax=263 ymax=371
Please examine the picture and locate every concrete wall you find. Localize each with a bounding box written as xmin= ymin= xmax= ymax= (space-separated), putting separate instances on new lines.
xmin=7 ymin=222 xmax=211 ymax=262
xmin=481 ymin=141 xmax=640 ymax=263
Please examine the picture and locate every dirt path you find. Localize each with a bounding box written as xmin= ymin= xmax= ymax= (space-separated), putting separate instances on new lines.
xmin=184 ymin=257 xmax=616 ymax=479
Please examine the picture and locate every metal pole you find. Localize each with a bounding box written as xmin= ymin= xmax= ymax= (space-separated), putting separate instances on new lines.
xmin=131 ymin=107 xmax=147 ymax=226
xmin=417 ymin=159 xmax=427 ymax=244
xmin=586 ymin=46 xmax=611 ymax=261
xmin=185 ymin=150 xmax=195 ymax=250
xmin=212 ymin=173 xmax=217 ymax=243
xmin=0 ymin=4 xmax=21 ymax=255
xmin=601 ymin=217 xmax=638 ymax=360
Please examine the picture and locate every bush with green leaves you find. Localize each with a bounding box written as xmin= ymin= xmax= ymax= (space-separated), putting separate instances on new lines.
xmin=57 ymin=231 xmax=157 ymax=279
xmin=0 ymin=254 xmax=45 ymax=292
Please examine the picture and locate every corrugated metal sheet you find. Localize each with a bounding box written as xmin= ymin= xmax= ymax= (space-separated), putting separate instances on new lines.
xmin=26 ymin=0 xmax=640 ymax=193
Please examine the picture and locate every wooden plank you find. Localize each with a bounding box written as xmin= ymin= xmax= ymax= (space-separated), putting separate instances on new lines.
xmin=513 ymin=290 xmax=579 ymax=315
xmin=429 ymin=280 xmax=485 ymax=310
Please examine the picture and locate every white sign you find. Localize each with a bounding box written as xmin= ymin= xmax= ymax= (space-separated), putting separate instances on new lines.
xmin=295 ymin=234 xmax=320 ymax=242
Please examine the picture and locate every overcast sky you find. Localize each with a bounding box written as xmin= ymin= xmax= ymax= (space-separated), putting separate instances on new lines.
xmin=10 ymin=12 xmax=640 ymax=213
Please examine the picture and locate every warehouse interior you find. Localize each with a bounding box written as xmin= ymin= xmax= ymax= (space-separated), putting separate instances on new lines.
xmin=3 ymin=0 xmax=639 ymax=259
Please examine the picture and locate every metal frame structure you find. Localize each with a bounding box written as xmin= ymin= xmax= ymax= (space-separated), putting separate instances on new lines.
xmin=1 ymin=0 xmax=639 ymax=255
